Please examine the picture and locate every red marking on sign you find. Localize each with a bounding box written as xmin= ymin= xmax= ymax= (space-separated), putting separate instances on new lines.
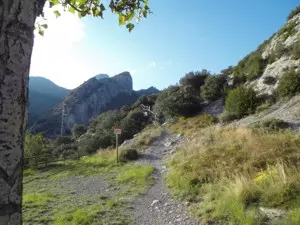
xmin=114 ymin=128 xmax=121 ymax=135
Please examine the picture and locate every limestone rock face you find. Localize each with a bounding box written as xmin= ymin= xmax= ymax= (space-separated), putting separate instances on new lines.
xmin=239 ymin=12 xmax=300 ymax=96
xmin=31 ymin=72 xmax=134 ymax=135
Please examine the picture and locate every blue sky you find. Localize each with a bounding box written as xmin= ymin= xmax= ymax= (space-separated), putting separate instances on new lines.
xmin=30 ymin=0 xmax=299 ymax=90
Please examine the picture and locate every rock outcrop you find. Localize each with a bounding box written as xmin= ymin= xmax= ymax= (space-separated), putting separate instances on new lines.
xmin=31 ymin=72 xmax=134 ymax=135
xmin=252 ymin=14 xmax=300 ymax=95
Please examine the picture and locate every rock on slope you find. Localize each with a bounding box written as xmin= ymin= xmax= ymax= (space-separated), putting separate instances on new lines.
xmin=31 ymin=72 xmax=134 ymax=135
xmin=30 ymin=72 xmax=159 ymax=136
xmin=246 ymin=12 xmax=300 ymax=95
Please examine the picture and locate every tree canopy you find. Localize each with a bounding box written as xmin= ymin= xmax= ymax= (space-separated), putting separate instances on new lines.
xmin=37 ymin=0 xmax=151 ymax=34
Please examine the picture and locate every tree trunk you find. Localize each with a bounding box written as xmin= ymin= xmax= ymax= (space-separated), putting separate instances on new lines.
xmin=0 ymin=0 xmax=44 ymax=224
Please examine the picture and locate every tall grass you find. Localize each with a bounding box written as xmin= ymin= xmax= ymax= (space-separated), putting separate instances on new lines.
xmin=167 ymin=127 xmax=300 ymax=224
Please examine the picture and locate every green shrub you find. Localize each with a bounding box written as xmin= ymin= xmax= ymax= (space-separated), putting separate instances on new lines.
xmin=119 ymin=149 xmax=139 ymax=162
xmin=277 ymin=70 xmax=300 ymax=97
xmin=292 ymin=41 xmax=300 ymax=60
xmin=263 ymin=76 xmax=277 ymax=85
xmin=225 ymin=87 xmax=258 ymax=117
xmin=219 ymin=111 xmax=240 ymax=123
xmin=251 ymin=118 xmax=290 ymax=131
xmin=256 ymin=103 xmax=271 ymax=113
xmin=55 ymin=136 xmax=73 ymax=146
xmin=25 ymin=133 xmax=51 ymax=157
xmin=200 ymin=75 xmax=227 ymax=101
xmin=72 ymin=124 xmax=87 ymax=138
xmin=287 ymin=5 xmax=300 ymax=20
xmin=274 ymin=41 xmax=286 ymax=59
xmin=233 ymin=52 xmax=267 ymax=81
xmin=154 ymin=86 xmax=201 ymax=119
xmin=179 ymin=69 xmax=210 ymax=92
xmin=278 ymin=21 xmax=297 ymax=40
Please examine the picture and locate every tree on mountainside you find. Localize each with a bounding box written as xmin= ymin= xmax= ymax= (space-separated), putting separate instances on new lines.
xmin=179 ymin=69 xmax=210 ymax=93
xmin=0 ymin=0 xmax=150 ymax=223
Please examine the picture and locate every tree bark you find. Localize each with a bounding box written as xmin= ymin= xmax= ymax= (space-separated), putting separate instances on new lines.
xmin=0 ymin=0 xmax=45 ymax=224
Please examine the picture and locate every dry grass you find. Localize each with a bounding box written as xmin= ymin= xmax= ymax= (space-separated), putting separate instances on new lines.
xmin=167 ymin=126 xmax=300 ymax=224
xmin=169 ymin=114 xmax=216 ymax=135
xmin=124 ymin=125 xmax=164 ymax=151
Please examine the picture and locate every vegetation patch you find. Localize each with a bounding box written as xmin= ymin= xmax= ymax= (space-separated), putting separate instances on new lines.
xmin=200 ymin=75 xmax=227 ymax=102
xmin=167 ymin=127 xmax=300 ymax=224
xmin=23 ymin=151 xmax=154 ymax=225
xmin=169 ymin=114 xmax=216 ymax=135
xmin=278 ymin=21 xmax=297 ymax=41
xmin=225 ymin=87 xmax=258 ymax=117
xmin=127 ymin=125 xmax=164 ymax=151
xmin=250 ymin=118 xmax=290 ymax=131
xmin=287 ymin=5 xmax=300 ymax=21
xmin=119 ymin=148 xmax=139 ymax=162
xmin=277 ymin=70 xmax=300 ymax=98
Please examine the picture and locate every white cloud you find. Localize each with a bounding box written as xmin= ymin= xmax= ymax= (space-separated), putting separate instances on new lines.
xmin=30 ymin=4 xmax=87 ymax=89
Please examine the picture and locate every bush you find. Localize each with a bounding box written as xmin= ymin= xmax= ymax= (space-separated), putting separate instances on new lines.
xmin=72 ymin=124 xmax=87 ymax=138
xmin=251 ymin=118 xmax=290 ymax=131
xmin=154 ymin=86 xmax=201 ymax=119
xmin=233 ymin=52 xmax=267 ymax=81
xmin=225 ymin=87 xmax=258 ymax=117
xmin=278 ymin=21 xmax=297 ymax=40
xmin=119 ymin=149 xmax=139 ymax=162
xmin=25 ymin=133 xmax=51 ymax=158
xmin=219 ymin=111 xmax=240 ymax=123
xmin=292 ymin=41 xmax=300 ymax=60
xmin=200 ymin=75 xmax=227 ymax=101
xmin=78 ymin=135 xmax=106 ymax=154
xmin=277 ymin=70 xmax=300 ymax=97
xmin=263 ymin=76 xmax=277 ymax=85
xmin=179 ymin=69 xmax=210 ymax=92
xmin=55 ymin=136 xmax=73 ymax=146
xmin=287 ymin=5 xmax=300 ymax=20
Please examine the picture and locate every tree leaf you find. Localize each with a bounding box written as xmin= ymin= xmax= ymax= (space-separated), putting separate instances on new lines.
xmin=54 ymin=10 xmax=61 ymax=18
xmin=41 ymin=24 xmax=48 ymax=29
xmin=38 ymin=29 xmax=44 ymax=36
xmin=126 ymin=23 xmax=135 ymax=32
xmin=69 ymin=7 xmax=76 ymax=14
xmin=119 ymin=14 xmax=126 ymax=25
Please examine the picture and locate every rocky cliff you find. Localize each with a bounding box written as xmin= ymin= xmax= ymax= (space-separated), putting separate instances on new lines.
xmin=31 ymin=72 xmax=135 ymax=135
xmin=227 ymin=8 xmax=300 ymax=96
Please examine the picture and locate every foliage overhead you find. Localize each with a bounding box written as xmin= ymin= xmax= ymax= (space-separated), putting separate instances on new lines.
xmin=37 ymin=0 xmax=151 ymax=34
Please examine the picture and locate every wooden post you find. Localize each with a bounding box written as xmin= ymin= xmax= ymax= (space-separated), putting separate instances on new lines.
xmin=116 ymin=133 xmax=119 ymax=164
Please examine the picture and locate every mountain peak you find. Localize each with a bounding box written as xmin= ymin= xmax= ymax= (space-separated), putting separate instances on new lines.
xmin=95 ymin=74 xmax=109 ymax=80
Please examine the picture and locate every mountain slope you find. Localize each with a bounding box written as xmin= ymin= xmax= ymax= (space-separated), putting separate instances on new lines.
xmin=28 ymin=77 xmax=70 ymax=125
xmin=228 ymin=10 xmax=300 ymax=96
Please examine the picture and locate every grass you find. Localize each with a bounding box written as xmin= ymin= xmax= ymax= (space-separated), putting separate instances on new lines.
xmin=23 ymin=151 xmax=154 ymax=225
xmin=167 ymin=126 xmax=300 ymax=224
xmin=169 ymin=114 xmax=216 ymax=135
xmin=126 ymin=125 xmax=164 ymax=151
xmin=23 ymin=192 xmax=54 ymax=207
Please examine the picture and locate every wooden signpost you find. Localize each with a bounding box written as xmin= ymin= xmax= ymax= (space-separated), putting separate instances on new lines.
xmin=114 ymin=127 xmax=122 ymax=164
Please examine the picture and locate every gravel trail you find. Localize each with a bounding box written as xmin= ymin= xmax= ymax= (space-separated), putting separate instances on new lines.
xmin=133 ymin=130 xmax=201 ymax=225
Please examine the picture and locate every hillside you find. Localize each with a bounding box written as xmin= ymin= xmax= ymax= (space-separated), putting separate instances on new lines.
xmin=30 ymin=72 xmax=159 ymax=136
xmin=23 ymin=5 xmax=300 ymax=225
xmin=28 ymin=77 xmax=70 ymax=125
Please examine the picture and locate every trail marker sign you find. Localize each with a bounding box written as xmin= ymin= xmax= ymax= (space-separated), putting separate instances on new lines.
xmin=114 ymin=128 xmax=122 ymax=135
xmin=114 ymin=127 xmax=121 ymax=164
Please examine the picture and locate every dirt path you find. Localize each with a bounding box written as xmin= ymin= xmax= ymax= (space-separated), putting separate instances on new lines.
xmin=133 ymin=130 xmax=200 ymax=225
